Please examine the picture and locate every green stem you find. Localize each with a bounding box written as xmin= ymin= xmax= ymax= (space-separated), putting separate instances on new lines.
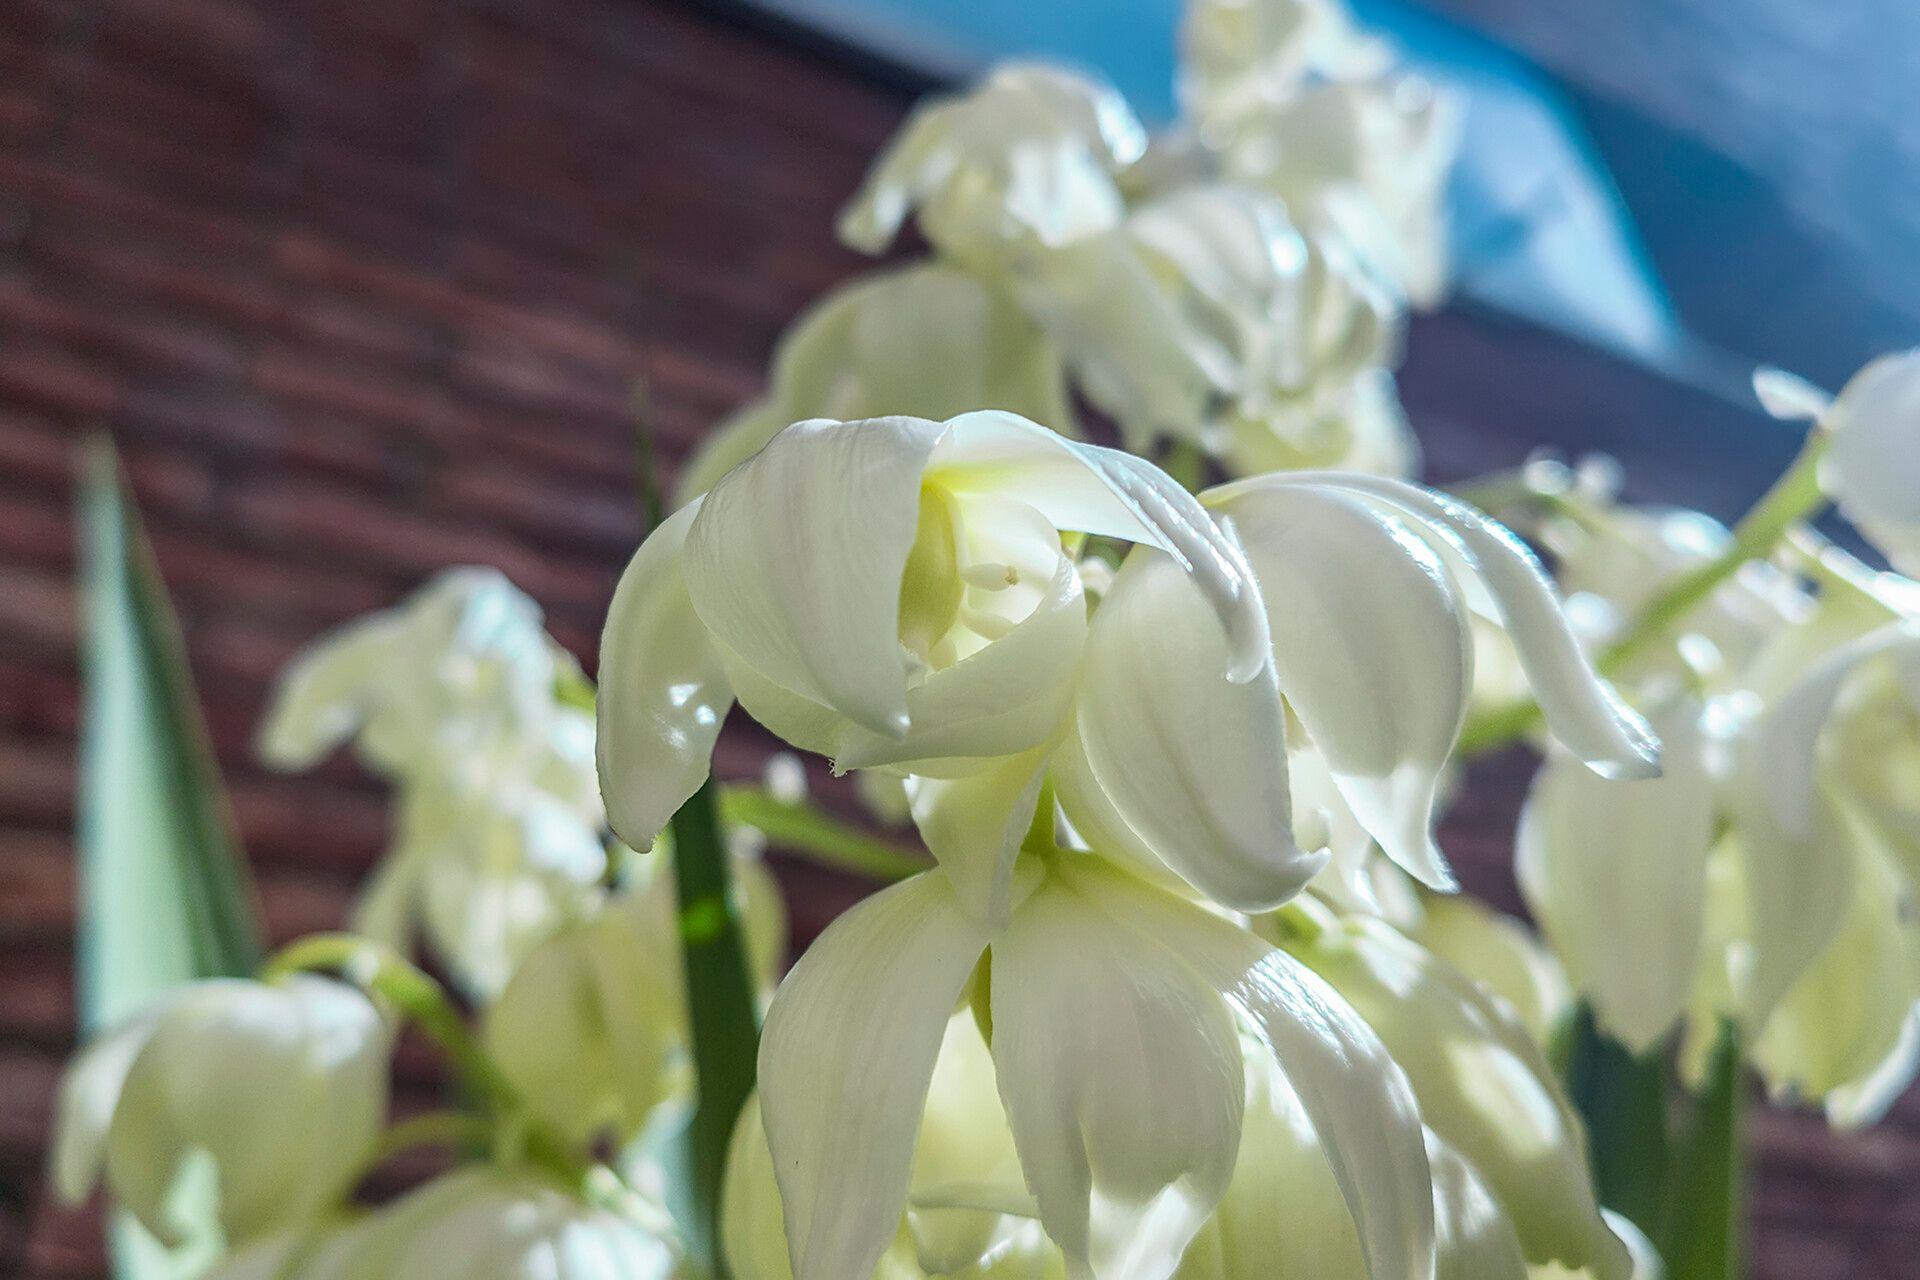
xmin=669 ymin=782 xmax=762 ymax=1274
xmin=1664 ymin=1021 xmax=1746 ymax=1280
xmin=1460 ymin=429 xmax=1832 ymax=756
xmin=1559 ymin=1003 xmax=1671 ymax=1237
xmin=717 ymin=785 xmax=928 ymax=881
xmin=261 ymin=934 xmax=519 ymax=1114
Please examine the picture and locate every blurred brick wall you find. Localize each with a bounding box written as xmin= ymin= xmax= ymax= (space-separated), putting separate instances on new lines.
xmin=0 ymin=0 xmax=1913 ymax=1275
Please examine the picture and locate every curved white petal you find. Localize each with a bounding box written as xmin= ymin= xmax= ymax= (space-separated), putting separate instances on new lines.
xmin=1411 ymin=895 xmax=1572 ymax=1051
xmin=1426 ymin=1134 xmax=1527 ymax=1280
xmin=677 ymin=265 xmax=1076 ymax=507
xmin=1732 ymin=623 xmax=1920 ymax=1022
xmin=1217 ymin=474 xmax=1660 ymax=780
xmin=596 ymin=500 xmax=735 ymax=848
xmin=1214 ymin=481 xmax=1471 ymax=888
xmin=1751 ymin=366 xmax=1832 ymax=422
xmin=934 ymin=410 xmax=1271 ymax=682
xmin=1516 ymin=700 xmax=1715 ymax=1052
xmin=1752 ymin=812 xmax=1920 ymax=1124
xmin=1824 ymin=350 xmax=1920 ymax=574
xmin=758 ymin=870 xmax=990 ymax=1280
xmin=687 ymin=416 xmax=945 ymax=738
xmin=255 ymin=615 xmax=406 ymax=769
xmin=1291 ymin=918 xmax=1625 ymax=1277
xmin=991 ymin=876 xmax=1245 ymax=1280
xmin=1070 ymin=862 xmax=1434 ymax=1280
xmin=52 ymin=1010 xmax=160 ymax=1205
xmin=1060 ymin=541 xmax=1317 ymax=912
xmin=909 ymin=748 xmax=1052 ymax=928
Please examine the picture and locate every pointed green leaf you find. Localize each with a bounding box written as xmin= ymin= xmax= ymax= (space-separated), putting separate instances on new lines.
xmin=75 ymin=436 xmax=264 ymax=1276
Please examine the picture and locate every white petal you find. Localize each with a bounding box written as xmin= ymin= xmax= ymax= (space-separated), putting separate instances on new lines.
xmin=687 ymin=416 xmax=945 ymax=738
xmin=52 ymin=1010 xmax=160 ymax=1204
xmin=1824 ymin=349 xmax=1920 ymax=574
xmin=596 ymin=499 xmax=736 ymax=848
xmin=934 ymin=410 xmax=1271 ymax=682
xmin=1426 ymin=1134 xmax=1527 ymax=1280
xmin=991 ymin=876 xmax=1245 ymax=1280
xmin=1751 ymin=366 xmax=1832 ymax=421
xmin=1290 ymin=918 xmax=1625 ymax=1276
xmin=909 ymin=748 xmax=1052 ymax=928
xmin=254 ymin=614 xmax=405 ymax=769
xmin=1410 ymin=895 xmax=1572 ymax=1051
xmin=1214 ymin=481 xmax=1471 ymax=888
xmin=1069 ymin=863 xmax=1434 ymax=1280
xmin=758 ymin=870 xmax=989 ymax=1280
xmin=1219 ymin=474 xmax=1660 ymax=779
xmin=1515 ymin=700 xmax=1715 ymax=1052
xmin=1060 ymin=541 xmax=1318 ymax=912
xmin=1752 ymin=816 xmax=1920 ymax=1125
xmin=1732 ymin=623 xmax=1920 ymax=1022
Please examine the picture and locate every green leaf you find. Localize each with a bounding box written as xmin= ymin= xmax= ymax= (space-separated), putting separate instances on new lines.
xmin=1558 ymin=1001 xmax=1671 ymax=1240
xmin=1663 ymin=1021 xmax=1746 ymax=1280
xmin=717 ymin=784 xmax=928 ymax=882
xmin=75 ymin=436 xmax=264 ymax=1276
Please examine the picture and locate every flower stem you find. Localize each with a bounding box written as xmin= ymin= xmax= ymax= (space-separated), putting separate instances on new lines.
xmin=717 ymin=785 xmax=928 ymax=881
xmin=1459 ymin=429 xmax=1832 ymax=756
xmin=366 ymin=1109 xmax=491 ymax=1167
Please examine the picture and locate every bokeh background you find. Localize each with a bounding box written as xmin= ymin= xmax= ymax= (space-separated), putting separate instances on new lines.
xmin=0 ymin=1 xmax=1914 ymax=1275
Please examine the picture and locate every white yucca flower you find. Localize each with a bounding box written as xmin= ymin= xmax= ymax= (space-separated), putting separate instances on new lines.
xmin=598 ymin=411 xmax=1657 ymax=1280
xmin=838 ymin=63 xmax=1147 ymax=268
xmin=727 ymin=905 xmax=1637 ymax=1280
xmin=482 ymin=837 xmax=787 ymax=1147
xmin=599 ymin=412 xmax=1655 ymax=924
xmin=752 ymin=855 xmax=1434 ymax=1280
xmin=1521 ymin=609 xmax=1920 ymax=1124
xmin=217 ymin=1169 xmax=678 ymax=1280
xmin=677 ymin=264 xmax=1076 ymax=504
xmin=1756 ymin=351 xmax=1920 ymax=575
xmin=53 ymin=977 xmax=391 ymax=1248
xmin=1179 ymin=0 xmax=1389 ymax=142
xmin=1010 ymin=184 xmax=1409 ymax=472
xmin=258 ymin=567 xmax=607 ymax=997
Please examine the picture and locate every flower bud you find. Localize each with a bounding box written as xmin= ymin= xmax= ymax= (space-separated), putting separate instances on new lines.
xmin=53 ymin=977 xmax=391 ymax=1247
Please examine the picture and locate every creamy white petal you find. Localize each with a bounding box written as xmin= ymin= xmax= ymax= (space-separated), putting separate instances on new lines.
xmin=676 ymin=266 xmax=1075 ymax=506
xmin=837 ymin=63 xmax=1144 ymax=262
xmin=1290 ymin=917 xmax=1625 ymax=1276
xmin=1061 ymin=541 xmax=1317 ymax=911
xmin=1070 ymin=863 xmax=1434 ymax=1280
xmin=1214 ymin=481 xmax=1470 ymax=888
xmin=1516 ymin=700 xmax=1715 ymax=1052
xmin=1732 ymin=623 xmax=1920 ymax=1022
xmin=1217 ymin=473 xmax=1659 ymax=779
xmin=597 ymin=499 xmax=736 ymax=848
xmin=254 ymin=615 xmax=407 ymax=769
xmin=1426 ymin=1134 xmax=1528 ymax=1280
xmin=52 ymin=1010 xmax=159 ymax=1205
xmin=1751 ymin=366 xmax=1832 ymax=422
xmin=909 ymin=748 xmax=1052 ymax=928
xmin=759 ymin=870 xmax=990 ymax=1280
xmin=991 ymin=877 xmax=1245 ymax=1280
xmin=687 ymin=416 xmax=945 ymax=739
xmin=1752 ymin=817 xmax=1920 ymax=1124
xmin=1822 ymin=350 xmax=1920 ymax=574
xmin=1411 ymin=895 xmax=1572 ymax=1051
xmin=933 ymin=410 xmax=1271 ymax=682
